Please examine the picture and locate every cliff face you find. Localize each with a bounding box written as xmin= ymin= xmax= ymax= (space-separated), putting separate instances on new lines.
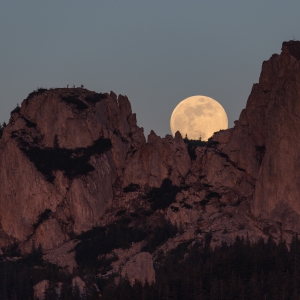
xmin=0 ymin=88 xmax=190 ymax=249
xmin=0 ymin=90 xmax=146 ymax=243
xmin=251 ymin=42 xmax=300 ymax=233
xmin=204 ymin=41 xmax=300 ymax=241
xmin=0 ymin=41 xmax=300 ymax=280
xmin=192 ymin=41 xmax=300 ymax=241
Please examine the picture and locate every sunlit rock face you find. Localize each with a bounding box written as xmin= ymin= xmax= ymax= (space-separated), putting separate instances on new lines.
xmin=0 ymin=87 xmax=192 ymax=248
xmin=251 ymin=41 xmax=300 ymax=231
xmin=218 ymin=41 xmax=300 ymax=234
xmin=177 ymin=41 xmax=300 ymax=244
xmin=0 ymin=89 xmax=145 ymax=242
xmin=123 ymin=130 xmax=191 ymax=188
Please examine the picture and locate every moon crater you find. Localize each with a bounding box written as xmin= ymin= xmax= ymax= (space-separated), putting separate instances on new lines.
xmin=170 ymin=95 xmax=228 ymax=141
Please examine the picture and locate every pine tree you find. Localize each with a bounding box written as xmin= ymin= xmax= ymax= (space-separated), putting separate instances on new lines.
xmin=44 ymin=281 xmax=57 ymax=300
xmin=72 ymin=285 xmax=82 ymax=300
xmin=59 ymin=282 xmax=73 ymax=300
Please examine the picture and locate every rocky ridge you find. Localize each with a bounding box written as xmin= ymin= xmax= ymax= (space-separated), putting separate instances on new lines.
xmin=0 ymin=41 xmax=300 ymax=285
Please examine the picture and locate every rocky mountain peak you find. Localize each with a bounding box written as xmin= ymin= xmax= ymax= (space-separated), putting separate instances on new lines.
xmin=0 ymin=87 xmax=146 ymax=244
xmin=0 ymin=41 xmax=300 ymax=289
xmin=282 ymin=40 xmax=300 ymax=60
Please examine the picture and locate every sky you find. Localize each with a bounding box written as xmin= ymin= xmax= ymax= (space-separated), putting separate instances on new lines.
xmin=1 ymin=1 xmax=299 ymax=138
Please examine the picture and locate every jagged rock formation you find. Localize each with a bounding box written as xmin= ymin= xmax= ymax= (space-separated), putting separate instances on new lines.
xmin=0 ymin=41 xmax=300 ymax=285
xmin=0 ymin=90 xmax=146 ymax=243
xmin=0 ymin=87 xmax=192 ymax=251
xmin=252 ymin=42 xmax=300 ymax=234
xmin=123 ymin=131 xmax=191 ymax=187
xmin=216 ymin=41 xmax=300 ymax=240
xmin=178 ymin=40 xmax=300 ymax=244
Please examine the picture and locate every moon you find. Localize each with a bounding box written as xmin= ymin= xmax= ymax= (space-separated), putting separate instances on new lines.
xmin=170 ymin=95 xmax=228 ymax=141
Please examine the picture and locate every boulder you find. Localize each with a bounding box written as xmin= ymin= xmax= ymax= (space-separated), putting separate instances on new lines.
xmin=72 ymin=276 xmax=86 ymax=295
xmin=121 ymin=252 xmax=155 ymax=285
xmin=33 ymin=280 xmax=49 ymax=300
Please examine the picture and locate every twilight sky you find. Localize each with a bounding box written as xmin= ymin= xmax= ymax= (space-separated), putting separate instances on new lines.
xmin=1 ymin=1 xmax=299 ymax=138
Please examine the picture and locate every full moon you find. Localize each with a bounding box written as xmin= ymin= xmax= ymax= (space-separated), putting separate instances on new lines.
xmin=170 ymin=95 xmax=228 ymax=141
